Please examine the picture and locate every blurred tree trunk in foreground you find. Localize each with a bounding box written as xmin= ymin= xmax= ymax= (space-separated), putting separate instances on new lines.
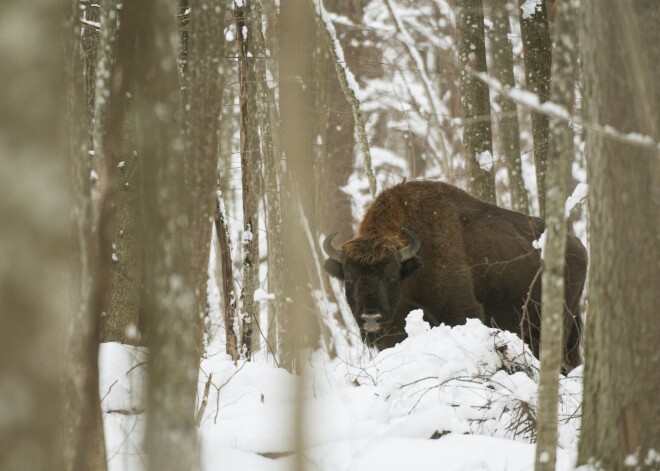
xmin=133 ymin=0 xmax=202 ymax=469
xmin=0 ymin=1 xmax=70 ymax=470
xmin=533 ymin=1 xmax=578 ymax=469
xmin=518 ymin=0 xmax=551 ymax=217
xmin=578 ymin=2 xmax=660 ymax=470
xmin=456 ymin=0 xmax=496 ymax=203
xmin=279 ymin=0 xmax=318 ymax=372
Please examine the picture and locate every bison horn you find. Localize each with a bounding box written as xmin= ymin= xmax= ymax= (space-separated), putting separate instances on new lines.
xmin=398 ymin=228 xmax=420 ymax=261
xmin=323 ymin=232 xmax=345 ymax=263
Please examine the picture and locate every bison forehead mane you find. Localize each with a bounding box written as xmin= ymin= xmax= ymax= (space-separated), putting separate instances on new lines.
xmin=342 ymin=234 xmax=405 ymax=265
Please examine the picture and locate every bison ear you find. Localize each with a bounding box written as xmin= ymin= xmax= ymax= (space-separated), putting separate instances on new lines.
xmin=323 ymin=259 xmax=345 ymax=280
xmin=400 ymin=257 xmax=422 ymax=279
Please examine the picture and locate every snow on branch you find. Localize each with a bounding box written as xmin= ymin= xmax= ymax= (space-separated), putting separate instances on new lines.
xmin=383 ymin=0 xmax=451 ymax=177
xmin=311 ymin=0 xmax=377 ymax=197
xmin=476 ymin=72 xmax=660 ymax=154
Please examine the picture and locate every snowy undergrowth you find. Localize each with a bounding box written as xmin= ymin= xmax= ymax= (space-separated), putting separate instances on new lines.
xmin=101 ymin=311 xmax=583 ymax=471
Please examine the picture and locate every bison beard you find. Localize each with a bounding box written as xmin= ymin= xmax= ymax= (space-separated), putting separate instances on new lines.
xmin=322 ymin=180 xmax=587 ymax=371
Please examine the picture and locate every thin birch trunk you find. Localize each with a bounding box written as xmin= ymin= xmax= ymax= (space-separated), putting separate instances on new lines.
xmin=534 ymin=1 xmax=578 ymax=469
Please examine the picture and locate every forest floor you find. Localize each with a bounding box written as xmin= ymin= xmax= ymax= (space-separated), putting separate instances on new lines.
xmin=101 ymin=310 xmax=584 ymax=470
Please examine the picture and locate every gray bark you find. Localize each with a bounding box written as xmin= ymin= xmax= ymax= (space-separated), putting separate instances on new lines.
xmin=518 ymin=0 xmax=551 ymax=217
xmin=534 ymin=1 xmax=578 ymax=469
xmin=578 ymin=2 xmax=660 ymax=470
xmin=456 ymin=0 xmax=496 ymax=203
xmin=485 ymin=0 xmax=529 ymax=213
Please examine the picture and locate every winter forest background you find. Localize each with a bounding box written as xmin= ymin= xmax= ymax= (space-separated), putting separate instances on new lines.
xmin=1 ymin=0 xmax=658 ymax=471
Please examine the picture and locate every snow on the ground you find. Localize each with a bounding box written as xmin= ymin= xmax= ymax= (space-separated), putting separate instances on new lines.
xmin=101 ymin=311 xmax=582 ymax=471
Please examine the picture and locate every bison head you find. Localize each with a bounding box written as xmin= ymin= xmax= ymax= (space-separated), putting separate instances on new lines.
xmin=322 ymin=228 xmax=422 ymax=345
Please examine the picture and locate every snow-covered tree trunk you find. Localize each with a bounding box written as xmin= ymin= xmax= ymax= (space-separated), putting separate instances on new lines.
xmin=133 ymin=0 xmax=202 ymax=468
xmin=578 ymin=1 xmax=660 ymax=469
xmin=456 ymin=0 xmax=496 ymax=203
xmin=533 ymin=1 xmax=578 ymax=469
xmin=0 ymin=1 xmax=71 ymax=470
xmin=518 ymin=0 xmax=551 ymax=217
xmin=486 ymin=0 xmax=529 ymax=213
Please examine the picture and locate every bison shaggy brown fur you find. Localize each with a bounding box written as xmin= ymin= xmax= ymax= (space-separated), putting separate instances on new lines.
xmin=323 ymin=180 xmax=587 ymax=370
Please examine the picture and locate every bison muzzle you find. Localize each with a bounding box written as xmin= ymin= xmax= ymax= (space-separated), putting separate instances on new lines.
xmin=323 ymin=180 xmax=587 ymax=371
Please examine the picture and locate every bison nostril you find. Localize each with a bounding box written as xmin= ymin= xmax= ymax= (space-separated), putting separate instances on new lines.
xmin=360 ymin=313 xmax=382 ymax=322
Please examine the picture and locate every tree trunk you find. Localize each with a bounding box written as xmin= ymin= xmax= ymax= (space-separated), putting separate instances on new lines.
xmin=485 ymin=0 xmax=529 ymax=213
xmin=533 ymin=2 xmax=578 ymax=469
xmin=518 ymin=0 xmax=551 ymax=217
xmin=249 ymin=1 xmax=287 ymax=361
xmin=99 ymin=0 xmax=142 ymax=344
xmin=280 ymin=0 xmax=319 ymax=372
xmin=215 ymin=192 xmax=239 ymax=361
xmin=456 ymin=0 xmax=496 ymax=203
xmin=187 ymin=0 xmax=228 ymax=355
xmin=0 ymin=1 xmax=70 ymax=470
xmin=578 ymin=2 xmax=660 ymax=470
xmin=133 ymin=0 xmax=202 ymax=468
xmin=236 ymin=3 xmax=259 ymax=358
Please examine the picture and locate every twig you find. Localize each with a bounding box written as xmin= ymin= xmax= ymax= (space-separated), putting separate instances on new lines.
xmin=196 ymin=373 xmax=213 ymax=427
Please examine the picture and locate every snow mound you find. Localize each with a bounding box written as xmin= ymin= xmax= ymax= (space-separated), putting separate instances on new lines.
xmin=101 ymin=311 xmax=583 ymax=471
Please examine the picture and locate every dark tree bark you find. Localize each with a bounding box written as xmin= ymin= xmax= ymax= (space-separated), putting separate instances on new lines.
xmin=0 ymin=1 xmax=70 ymax=470
xmin=456 ymin=0 xmax=496 ymax=203
xmin=98 ymin=0 xmax=142 ymax=345
xmin=132 ymin=0 xmax=202 ymax=468
xmin=534 ymin=1 xmax=578 ymax=469
xmin=578 ymin=2 xmax=660 ymax=470
xmin=187 ymin=0 xmax=227 ymax=350
xmin=485 ymin=0 xmax=529 ymax=213
xmin=518 ymin=0 xmax=551 ymax=217
xmin=215 ymin=193 xmax=239 ymax=361
xmin=235 ymin=2 xmax=260 ymax=358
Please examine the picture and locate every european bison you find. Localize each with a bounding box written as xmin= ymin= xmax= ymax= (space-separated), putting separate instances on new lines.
xmin=323 ymin=180 xmax=587 ymax=370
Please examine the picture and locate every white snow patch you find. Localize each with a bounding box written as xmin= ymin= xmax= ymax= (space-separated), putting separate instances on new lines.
xmin=254 ymin=288 xmax=275 ymax=302
xmin=476 ymin=150 xmax=493 ymax=172
xmin=565 ymin=183 xmax=588 ymax=217
xmin=520 ymin=0 xmax=542 ymax=19
xmin=533 ymin=229 xmax=547 ymax=259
